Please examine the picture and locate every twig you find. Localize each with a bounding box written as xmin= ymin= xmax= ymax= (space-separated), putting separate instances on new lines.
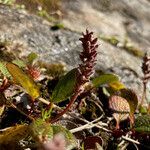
xmin=118 ymin=138 xmax=129 ymax=150
xmin=1 ymin=91 xmax=34 ymax=121
xmin=89 ymin=93 xmax=104 ymax=113
xmin=70 ymin=123 xmax=95 ymax=133
xmin=70 ymin=115 xmax=112 ymax=133
xmin=70 ymin=121 xmax=111 ymax=133
xmin=70 ymin=115 xmax=103 ymax=133
xmin=38 ymin=97 xmax=50 ymax=105
xmin=38 ymin=97 xmax=111 ymax=132
xmin=122 ymin=135 xmax=140 ymax=145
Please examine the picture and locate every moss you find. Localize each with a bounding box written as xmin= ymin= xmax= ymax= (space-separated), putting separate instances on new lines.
xmin=37 ymin=9 xmax=56 ymax=22
xmin=100 ymin=36 xmax=119 ymax=46
xmin=14 ymin=0 xmax=61 ymax=12
xmin=0 ymin=40 xmax=15 ymax=61
xmin=38 ymin=61 xmax=66 ymax=78
xmin=0 ymin=51 xmax=16 ymax=61
xmin=123 ymin=45 xmax=144 ymax=58
xmin=0 ymin=40 xmax=23 ymax=62
xmin=51 ymin=23 xmax=64 ymax=30
xmin=1 ymin=0 xmax=62 ymax=23
xmin=100 ymin=35 xmax=144 ymax=58
xmin=0 ymin=0 xmax=15 ymax=5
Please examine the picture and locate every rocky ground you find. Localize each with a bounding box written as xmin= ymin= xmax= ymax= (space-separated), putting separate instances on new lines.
xmin=62 ymin=0 xmax=150 ymax=50
xmin=0 ymin=1 xmax=150 ymax=149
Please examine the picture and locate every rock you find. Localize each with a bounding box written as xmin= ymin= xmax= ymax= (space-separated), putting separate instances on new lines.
xmin=0 ymin=5 xmax=143 ymax=93
xmin=62 ymin=0 xmax=150 ymax=51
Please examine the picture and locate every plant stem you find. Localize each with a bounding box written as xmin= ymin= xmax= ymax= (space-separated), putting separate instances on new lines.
xmin=48 ymin=102 xmax=53 ymax=112
xmin=148 ymin=103 xmax=150 ymax=114
xmin=47 ymin=102 xmax=54 ymax=118
xmin=129 ymin=114 xmax=134 ymax=128
xmin=50 ymin=87 xmax=82 ymax=123
xmin=140 ymin=82 xmax=146 ymax=106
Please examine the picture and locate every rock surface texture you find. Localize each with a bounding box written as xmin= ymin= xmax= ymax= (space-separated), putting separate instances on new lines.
xmin=62 ymin=0 xmax=150 ymax=51
xmin=0 ymin=1 xmax=149 ymax=93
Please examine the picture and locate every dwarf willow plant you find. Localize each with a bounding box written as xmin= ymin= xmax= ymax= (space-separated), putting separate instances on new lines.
xmin=0 ymin=30 xmax=150 ymax=149
xmin=0 ymin=30 xmax=139 ymax=124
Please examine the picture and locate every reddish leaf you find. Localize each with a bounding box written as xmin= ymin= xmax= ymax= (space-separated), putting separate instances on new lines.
xmin=109 ymin=95 xmax=130 ymax=129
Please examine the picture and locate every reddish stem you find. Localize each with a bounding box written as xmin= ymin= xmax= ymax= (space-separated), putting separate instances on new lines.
xmin=115 ymin=120 xmax=120 ymax=130
xmin=50 ymin=87 xmax=82 ymax=123
xmin=140 ymin=82 xmax=146 ymax=106
xmin=129 ymin=114 xmax=135 ymax=128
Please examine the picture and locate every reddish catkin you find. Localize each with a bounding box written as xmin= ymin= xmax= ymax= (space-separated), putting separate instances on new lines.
xmin=77 ymin=30 xmax=98 ymax=84
xmin=141 ymin=52 xmax=150 ymax=111
xmin=142 ymin=52 xmax=150 ymax=84
xmin=26 ymin=65 xmax=41 ymax=80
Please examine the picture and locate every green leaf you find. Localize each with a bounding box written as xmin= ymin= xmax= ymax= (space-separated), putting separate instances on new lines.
xmin=27 ymin=52 xmax=38 ymax=64
xmin=135 ymin=126 xmax=150 ymax=133
xmin=135 ymin=115 xmax=150 ymax=127
xmin=12 ymin=59 xmax=26 ymax=68
xmin=135 ymin=115 xmax=150 ymax=134
xmin=52 ymin=125 xmax=77 ymax=149
xmin=30 ymin=120 xmax=76 ymax=149
xmin=0 ymin=61 xmax=11 ymax=77
xmin=92 ymin=73 xmax=119 ymax=88
xmin=138 ymin=105 xmax=148 ymax=114
xmin=109 ymin=81 xmax=125 ymax=90
xmin=6 ymin=63 xmax=40 ymax=99
xmin=30 ymin=119 xmax=53 ymax=141
xmin=51 ymin=68 xmax=77 ymax=103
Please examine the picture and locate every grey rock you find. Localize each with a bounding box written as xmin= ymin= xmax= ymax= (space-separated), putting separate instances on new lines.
xmin=62 ymin=0 xmax=150 ymax=51
xmin=0 ymin=5 xmax=144 ymax=93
